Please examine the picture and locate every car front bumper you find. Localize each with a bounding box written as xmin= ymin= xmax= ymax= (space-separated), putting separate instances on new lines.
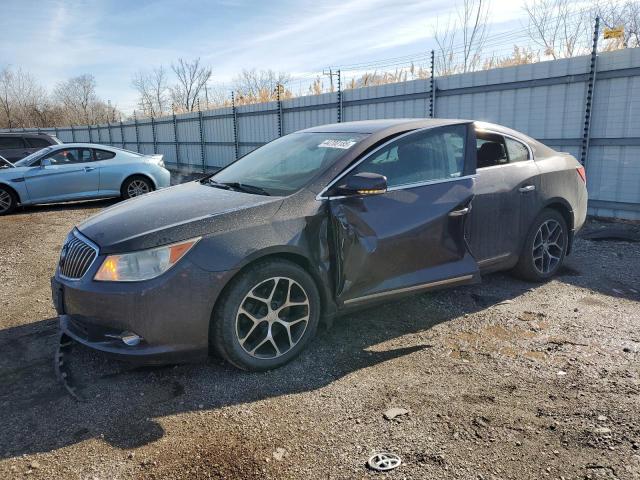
xmin=52 ymin=258 xmax=236 ymax=364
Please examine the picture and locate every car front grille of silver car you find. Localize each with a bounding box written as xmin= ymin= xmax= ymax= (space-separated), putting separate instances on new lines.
xmin=59 ymin=232 xmax=98 ymax=280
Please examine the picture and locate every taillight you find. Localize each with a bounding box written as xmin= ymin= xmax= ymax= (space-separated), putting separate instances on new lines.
xmin=576 ymin=166 xmax=586 ymax=183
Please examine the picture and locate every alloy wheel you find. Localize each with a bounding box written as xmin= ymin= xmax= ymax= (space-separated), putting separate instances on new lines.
xmin=532 ymin=219 xmax=564 ymax=275
xmin=127 ymin=179 xmax=150 ymax=197
xmin=0 ymin=189 xmax=12 ymax=213
xmin=235 ymin=276 xmax=310 ymax=359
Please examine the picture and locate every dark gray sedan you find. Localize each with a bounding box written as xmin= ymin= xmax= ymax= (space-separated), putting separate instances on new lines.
xmin=52 ymin=119 xmax=587 ymax=371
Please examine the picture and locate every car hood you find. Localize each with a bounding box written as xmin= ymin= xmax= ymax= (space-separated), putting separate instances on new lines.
xmin=78 ymin=181 xmax=284 ymax=254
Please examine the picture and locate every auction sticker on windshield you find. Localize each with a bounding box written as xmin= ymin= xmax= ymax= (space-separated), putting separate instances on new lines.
xmin=318 ymin=139 xmax=358 ymax=149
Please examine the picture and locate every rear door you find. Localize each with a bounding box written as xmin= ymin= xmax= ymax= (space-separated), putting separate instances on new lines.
xmin=23 ymin=147 xmax=100 ymax=202
xmin=327 ymin=124 xmax=479 ymax=306
xmin=0 ymin=136 xmax=28 ymax=162
xmin=466 ymin=128 xmax=540 ymax=269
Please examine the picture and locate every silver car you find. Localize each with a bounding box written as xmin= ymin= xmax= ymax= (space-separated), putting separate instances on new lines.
xmin=0 ymin=144 xmax=170 ymax=215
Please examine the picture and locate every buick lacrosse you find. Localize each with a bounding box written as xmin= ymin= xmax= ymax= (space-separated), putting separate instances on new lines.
xmin=52 ymin=119 xmax=587 ymax=371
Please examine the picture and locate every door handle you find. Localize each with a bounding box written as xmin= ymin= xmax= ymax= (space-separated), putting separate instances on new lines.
xmin=84 ymin=167 xmax=96 ymax=172
xmin=519 ymin=185 xmax=536 ymax=193
xmin=449 ymin=206 xmax=470 ymax=217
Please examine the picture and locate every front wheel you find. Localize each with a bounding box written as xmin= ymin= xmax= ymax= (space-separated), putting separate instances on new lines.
xmin=0 ymin=186 xmax=17 ymax=216
xmin=121 ymin=176 xmax=154 ymax=199
xmin=211 ymin=259 xmax=320 ymax=371
xmin=513 ymin=209 xmax=568 ymax=282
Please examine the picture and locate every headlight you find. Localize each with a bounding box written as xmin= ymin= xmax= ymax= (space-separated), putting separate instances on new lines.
xmin=94 ymin=238 xmax=200 ymax=282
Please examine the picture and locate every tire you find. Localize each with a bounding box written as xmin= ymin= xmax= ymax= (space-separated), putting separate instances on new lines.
xmin=121 ymin=175 xmax=154 ymax=199
xmin=512 ymin=208 xmax=568 ymax=282
xmin=211 ymin=259 xmax=321 ymax=371
xmin=0 ymin=186 xmax=17 ymax=216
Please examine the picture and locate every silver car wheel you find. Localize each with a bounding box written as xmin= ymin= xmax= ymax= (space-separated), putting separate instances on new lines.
xmin=0 ymin=189 xmax=12 ymax=213
xmin=532 ymin=219 xmax=564 ymax=275
xmin=127 ymin=179 xmax=150 ymax=197
xmin=235 ymin=276 xmax=310 ymax=359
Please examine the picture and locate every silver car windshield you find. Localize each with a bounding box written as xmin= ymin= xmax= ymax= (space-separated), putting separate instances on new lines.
xmin=14 ymin=147 xmax=55 ymax=167
xmin=212 ymin=132 xmax=367 ymax=196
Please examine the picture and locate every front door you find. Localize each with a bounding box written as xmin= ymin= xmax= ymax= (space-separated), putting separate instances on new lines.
xmin=23 ymin=147 xmax=100 ymax=203
xmin=466 ymin=129 xmax=540 ymax=269
xmin=327 ymin=124 xmax=479 ymax=306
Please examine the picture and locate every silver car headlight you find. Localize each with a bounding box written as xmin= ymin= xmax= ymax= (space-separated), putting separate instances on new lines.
xmin=94 ymin=237 xmax=200 ymax=282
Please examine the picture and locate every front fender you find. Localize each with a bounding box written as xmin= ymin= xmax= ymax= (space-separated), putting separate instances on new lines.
xmin=0 ymin=178 xmax=30 ymax=204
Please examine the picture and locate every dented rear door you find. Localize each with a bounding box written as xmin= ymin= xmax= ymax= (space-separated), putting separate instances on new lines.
xmin=327 ymin=124 xmax=480 ymax=306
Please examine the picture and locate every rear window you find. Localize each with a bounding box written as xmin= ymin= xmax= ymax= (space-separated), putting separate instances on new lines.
xmin=0 ymin=137 xmax=25 ymax=149
xmin=94 ymin=149 xmax=116 ymax=160
xmin=26 ymin=137 xmax=53 ymax=148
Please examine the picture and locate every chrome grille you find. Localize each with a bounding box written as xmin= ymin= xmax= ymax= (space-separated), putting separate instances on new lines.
xmin=59 ymin=232 xmax=98 ymax=279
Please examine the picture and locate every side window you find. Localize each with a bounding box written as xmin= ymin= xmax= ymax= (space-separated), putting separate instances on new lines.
xmin=94 ymin=149 xmax=116 ymax=160
xmin=476 ymin=132 xmax=508 ymax=169
xmin=44 ymin=148 xmax=93 ymax=165
xmin=352 ymin=125 xmax=467 ymax=188
xmin=505 ymin=137 xmax=530 ymax=163
xmin=0 ymin=137 xmax=25 ymax=149
xmin=26 ymin=138 xmax=53 ymax=149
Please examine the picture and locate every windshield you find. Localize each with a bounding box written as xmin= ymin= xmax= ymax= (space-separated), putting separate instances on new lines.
xmin=212 ymin=132 xmax=366 ymax=196
xmin=14 ymin=146 xmax=54 ymax=167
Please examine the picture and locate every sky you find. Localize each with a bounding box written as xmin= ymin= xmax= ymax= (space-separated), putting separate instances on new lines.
xmin=0 ymin=0 xmax=530 ymax=112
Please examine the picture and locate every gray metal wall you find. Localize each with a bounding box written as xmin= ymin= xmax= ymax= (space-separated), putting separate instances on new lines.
xmin=8 ymin=49 xmax=640 ymax=220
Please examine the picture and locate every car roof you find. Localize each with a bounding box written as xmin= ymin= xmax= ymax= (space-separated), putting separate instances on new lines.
xmin=0 ymin=132 xmax=56 ymax=138
xmin=47 ymin=143 xmax=117 ymax=149
xmin=301 ymin=118 xmax=472 ymax=134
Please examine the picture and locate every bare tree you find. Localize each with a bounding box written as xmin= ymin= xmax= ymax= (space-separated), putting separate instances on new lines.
xmin=433 ymin=0 xmax=490 ymax=75
xmin=596 ymin=0 xmax=640 ymax=48
xmin=524 ymin=0 xmax=591 ymax=59
xmin=232 ymin=69 xmax=292 ymax=105
xmin=132 ymin=66 xmax=169 ymax=117
xmin=0 ymin=66 xmax=51 ymax=128
xmin=54 ymin=74 xmax=98 ymax=124
xmin=170 ymin=58 xmax=212 ymax=112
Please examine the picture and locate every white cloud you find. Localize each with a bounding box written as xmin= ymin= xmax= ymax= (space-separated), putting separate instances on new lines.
xmin=0 ymin=0 xmax=530 ymax=112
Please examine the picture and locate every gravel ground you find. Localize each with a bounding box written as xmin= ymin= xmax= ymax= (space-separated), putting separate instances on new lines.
xmin=0 ymin=198 xmax=639 ymax=480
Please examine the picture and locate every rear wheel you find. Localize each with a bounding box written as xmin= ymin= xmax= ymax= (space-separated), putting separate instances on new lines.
xmin=121 ymin=176 xmax=154 ymax=199
xmin=513 ymin=208 xmax=568 ymax=282
xmin=0 ymin=186 xmax=17 ymax=216
xmin=211 ymin=259 xmax=320 ymax=371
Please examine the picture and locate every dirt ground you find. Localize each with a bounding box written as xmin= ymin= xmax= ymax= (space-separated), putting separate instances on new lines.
xmin=0 ymin=199 xmax=639 ymax=480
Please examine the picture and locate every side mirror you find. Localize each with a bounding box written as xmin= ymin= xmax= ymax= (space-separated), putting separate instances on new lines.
xmin=336 ymin=172 xmax=388 ymax=196
xmin=41 ymin=158 xmax=52 ymax=168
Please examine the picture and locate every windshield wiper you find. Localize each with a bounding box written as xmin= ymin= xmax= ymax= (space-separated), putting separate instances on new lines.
xmin=206 ymin=178 xmax=233 ymax=190
xmin=220 ymin=182 xmax=271 ymax=196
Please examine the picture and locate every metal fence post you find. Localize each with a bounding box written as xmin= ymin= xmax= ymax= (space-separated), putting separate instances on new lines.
xmin=430 ymin=50 xmax=436 ymax=118
xmin=107 ymin=119 xmax=113 ymax=146
xmin=88 ymin=124 xmax=93 ymax=143
xmin=197 ymin=99 xmax=206 ymax=172
xmin=337 ymin=69 xmax=342 ymax=123
xmin=172 ymin=104 xmax=180 ymax=167
xmin=150 ymin=115 xmax=157 ymax=153
xmin=276 ymin=83 xmax=283 ymax=136
xmin=231 ymin=92 xmax=239 ymax=160
xmin=133 ymin=111 xmax=140 ymax=152
xmin=54 ymin=126 xmax=59 ymax=139
xmin=580 ymin=16 xmax=600 ymax=167
xmin=119 ymin=117 xmax=125 ymax=148
xmin=71 ymin=125 xmax=76 ymax=142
